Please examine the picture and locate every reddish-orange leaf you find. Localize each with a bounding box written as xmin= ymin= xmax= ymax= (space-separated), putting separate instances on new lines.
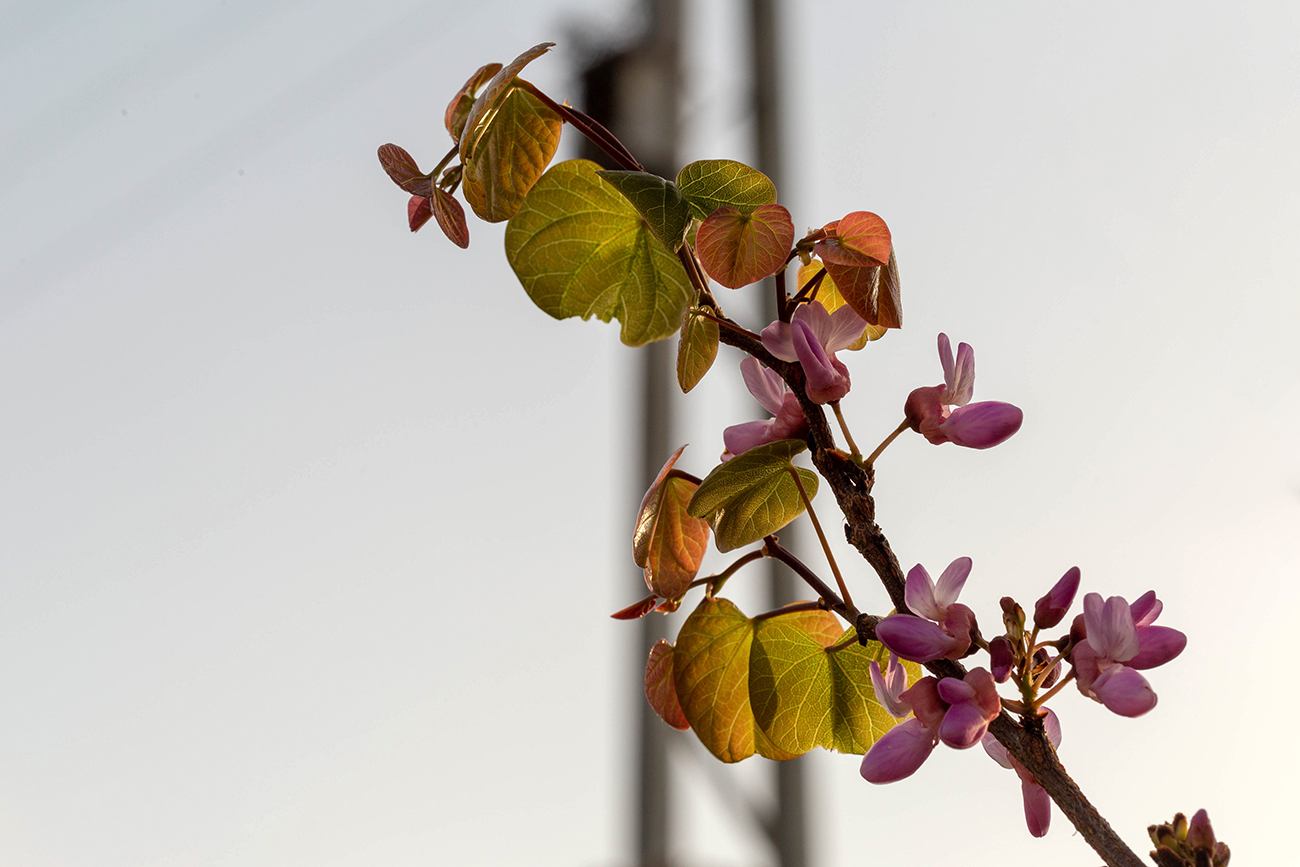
xmin=611 ymin=595 xmax=659 ymax=620
xmin=837 ymin=211 xmax=891 ymax=264
xmin=378 ymin=143 xmax=433 ymax=197
xmin=695 ymin=203 xmax=794 ymax=289
xmin=633 ymin=447 xmax=709 ymax=599
xmin=655 ymin=597 xmax=683 ymax=614
xmin=646 ymin=640 xmax=690 ymax=730
xmin=407 ymin=195 xmax=432 ymax=233
xmin=431 ymin=187 xmax=469 ymax=248
xmin=444 ymin=62 xmax=504 ymax=142
xmin=814 ymin=247 xmax=902 ymax=329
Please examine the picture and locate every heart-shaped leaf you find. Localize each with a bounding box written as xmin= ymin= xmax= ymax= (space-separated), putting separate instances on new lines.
xmin=646 ymin=639 xmax=690 ymax=730
xmin=676 ymin=308 xmax=719 ymax=393
xmin=836 ymin=211 xmax=891 ymax=265
xmin=445 ymin=61 xmax=503 ymax=142
xmin=673 ymin=597 xmax=757 ymax=762
xmin=812 ymin=246 xmax=902 ymax=329
xmin=695 ymin=204 xmax=794 ymax=289
xmin=687 ymin=439 xmax=818 ymax=552
xmin=633 ymin=446 xmax=710 ymax=599
xmin=796 ymin=262 xmax=887 ymax=349
xmin=596 ymin=171 xmax=693 ymax=252
xmin=459 ymin=43 xmax=554 ymax=161
xmin=676 ymin=159 xmax=777 ymax=219
xmin=750 ymin=620 xmax=917 ymax=756
xmin=461 ymin=85 xmax=562 ymax=222
xmin=378 ymin=144 xmax=433 ymax=198
xmin=431 ymin=187 xmax=469 ymax=248
xmin=505 ymin=159 xmax=694 ymax=346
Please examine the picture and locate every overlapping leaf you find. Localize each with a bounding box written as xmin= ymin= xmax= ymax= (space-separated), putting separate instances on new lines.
xmin=505 ymin=159 xmax=693 ymax=346
xmin=676 ymin=308 xmax=719 ymax=393
xmin=460 ymin=85 xmax=562 ymax=222
xmin=796 ymin=261 xmax=887 ymax=349
xmin=445 ymin=62 xmax=503 ymax=142
xmin=378 ymin=144 xmax=433 ymax=197
xmin=687 ymin=439 xmax=817 ymax=553
xmin=813 ymin=212 xmax=901 ymax=328
xmin=431 ymin=188 xmax=469 ymax=248
xmin=750 ymin=620 xmax=915 ymax=756
xmin=671 ymin=597 xmax=790 ymax=762
xmin=676 ymin=159 xmax=777 ymax=219
xmin=596 ymin=171 xmax=693 ymax=252
xmin=646 ymin=639 xmax=690 ymax=730
xmin=459 ymin=43 xmax=554 ymax=160
xmin=695 ymin=204 xmax=794 ymax=289
xmin=633 ymin=446 xmax=710 ymax=599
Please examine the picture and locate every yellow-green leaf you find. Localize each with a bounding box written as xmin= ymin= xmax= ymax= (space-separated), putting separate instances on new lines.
xmin=676 ymin=308 xmax=719 ymax=393
xmin=596 ymin=170 xmax=693 ymax=252
xmin=505 ymin=159 xmax=693 ymax=346
xmin=687 ymin=439 xmax=817 ymax=553
xmin=445 ymin=62 xmax=503 ymax=143
xmin=750 ymin=621 xmax=918 ymax=756
xmin=695 ymin=203 xmax=794 ymax=289
xmin=461 ymin=86 xmax=562 ymax=222
xmin=633 ymin=446 xmax=710 ymax=599
xmin=672 ymin=597 xmax=757 ymax=762
xmin=459 ymin=42 xmax=553 ymax=161
xmin=646 ymin=639 xmax=690 ymax=730
xmin=676 ymin=159 xmax=777 ymax=219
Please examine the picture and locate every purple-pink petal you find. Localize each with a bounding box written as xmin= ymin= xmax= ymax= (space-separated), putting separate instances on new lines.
xmin=1128 ymin=625 xmax=1187 ymax=670
xmin=740 ymin=356 xmax=787 ymax=416
xmin=982 ymin=731 xmax=1011 ymax=769
xmin=859 ymin=718 xmax=937 ymax=784
xmin=1130 ymin=590 xmax=1163 ymax=627
xmin=938 ymin=333 xmax=956 ymax=393
xmin=876 ymin=614 xmax=958 ymax=663
xmin=1021 ymin=779 xmax=1052 ymax=837
xmin=722 ymin=420 xmax=775 ymax=458
xmin=937 ymin=700 xmax=993 ymax=749
xmin=904 ymin=563 xmax=942 ymax=621
xmin=1092 ymin=664 xmax=1158 ymax=717
xmin=1083 ymin=593 xmax=1140 ymax=662
xmin=934 ymin=556 xmax=972 ymax=609
xmin=870 ymin=655 xmax=910 ymax=719
xmin=1033 ymin=566 xmax=1081 ymax=630
xmin=948 ymin=341 xmax=975 ymax=407
xmin=759 ymin=320 xmax=798 ymax=362
xmin=939 ymin=401 xmax=1023 ymax=449
xmin=989 ymin=636 xmax=1014 ymax=682
xmin=792 ymin=320 xmax=851 ymax=403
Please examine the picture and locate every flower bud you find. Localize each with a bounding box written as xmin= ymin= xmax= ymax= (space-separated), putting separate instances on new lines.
xmin=989 ymin=636 xmax=1014 ymax=683
xmin=1033 ymin=647 xmax=1061 ymax=690
xmin=1033 ymin=566 xmax=1080 ymax=629
xmin=1000 ymin=596 xmax=1025 ymax=642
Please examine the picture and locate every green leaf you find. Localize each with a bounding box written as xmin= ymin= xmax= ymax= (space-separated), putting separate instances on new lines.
xmin=695 ymin=204 xmax=794 ymax=289
xmin=596 ymin=171 xmax=693 ymax=252
xmin=676 ymin=308 xmax=718 ymax=393
xmin=645 ymin=639 xmax=690 ymax=730
xmin=505 ymin=159 xmax=694 ymax=346
xmin=461 ymin=86 xmax=562 ymax=222
xmin=750 ymin=620 xmax=918 ymax=756
xmin=459 ymin=43 xmax=554 ymax=161
xmin=672 ymin=597 xmax=757 ymax=762
xmin=633 ymin=446 xmax=710 ymax=599
xmin=687 ymin=439 xmax=818 ymax=553
xmin=676 ymin=159 xmax=777 ymax=219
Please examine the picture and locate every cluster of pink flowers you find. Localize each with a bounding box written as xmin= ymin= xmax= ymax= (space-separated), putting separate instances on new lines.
xmin=905 ymin=333 xmax=1022 ymax=449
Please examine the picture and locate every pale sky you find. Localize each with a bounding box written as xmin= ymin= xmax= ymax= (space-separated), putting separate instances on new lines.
xmin=2 ymin=2 xmax=1298 ymax=866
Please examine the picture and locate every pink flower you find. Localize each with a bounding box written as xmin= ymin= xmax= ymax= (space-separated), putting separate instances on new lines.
xmin=904 ymin=333 xmax=1022 ymax=449
xmin=721 ymin=358 xmax=808 ymax=458
xmin=875 ymin=558 xmax=978 ymax=663
xmin=860 ymin=667 xmax=1001 ymax=784
xmin=760 ymin=301 xmax=867 ymax=404
xmin=1033 ymin=566 xmax=1081 ymax=630
xmin=983 ymin=710 xmax=1062 ymax=837
xmin=1071 ymin=591 xmax=1186 ymax=717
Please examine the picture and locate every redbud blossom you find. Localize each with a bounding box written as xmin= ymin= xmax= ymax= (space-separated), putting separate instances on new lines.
xmin=721 ymin=357 xmax=809 ymax=459
xmin=983 ymin=710 xmax=1062 ymax=837
xmin=760 ymin=301 xmax=867 ymax=404
xmin=904 ymin=333 xmax=1023 ymax=449
xmin=1033 ymin=566 xmax=1081 ymax=629
xmin=875 ymin=559 xmax=978 ymax=663
xmin=1072 ymin=591 xmax=1186 ymax=717
xmin=989 ymin=636 xmax=1014 ymax=683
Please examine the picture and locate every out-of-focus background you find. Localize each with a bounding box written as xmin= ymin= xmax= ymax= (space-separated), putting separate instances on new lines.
xmin=2 ymin=1 xmax=1297 ymax=865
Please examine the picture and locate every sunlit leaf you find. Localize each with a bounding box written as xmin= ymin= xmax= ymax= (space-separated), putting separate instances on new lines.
xmin=461 ymin=86 xmax=562 ymax=222
xmin=611 ymin=595 xmax=658 ymax=620
xmin=459 ymin=42 xmax=554 ymax=161
xmin=695 ymin=204 xmax=794 ymax=289
xmin=596 ymin=170 xmax=693 ymax=252
xmin=445 ymin=61 xmax=503 ymax=142
xmin=676 ymin=308 xmax=719 ymax=393
xmin=505 ymin=159 xmax=694 ymax=346
xmin=836 ymin=211 xmax=891 ymax=265
xmin=646 ymin=640 xmax=690 ymax=730
xmin=633 ymin=446 xmax=710 ymax=599
xmin=673 ymin=597 xmax=757 ymax=762
xmin=796 ymin=261 xmax=887 ymax=349
xmin=378 ymin=143 xmax=433 ymax=197
xmin=687 ymin=439 xmax=818 ymax=553
xmin=431 ymin=188 xmax=469 ymax=248
xmin=812 ymin=247 xmax=902 ymax=329
xmin=676 ymin=159 xmax=777 ymax=219
xmin=407 ymin=195 xmax=432 ymax=233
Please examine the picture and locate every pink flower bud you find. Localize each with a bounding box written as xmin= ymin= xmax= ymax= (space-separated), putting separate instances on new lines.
xmin=1033 ymin=566 xmax=1081 ymax=629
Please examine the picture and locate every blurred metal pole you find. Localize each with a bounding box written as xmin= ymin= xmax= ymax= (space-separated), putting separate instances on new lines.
xmin=752 ymin=2 xmax=809 ymax=866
